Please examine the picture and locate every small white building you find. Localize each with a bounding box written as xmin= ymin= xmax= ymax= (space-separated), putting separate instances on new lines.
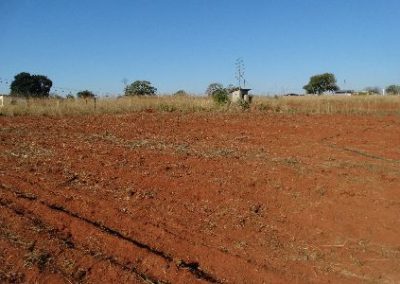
xmin=231 ymin=88 xmax=253 ymax=103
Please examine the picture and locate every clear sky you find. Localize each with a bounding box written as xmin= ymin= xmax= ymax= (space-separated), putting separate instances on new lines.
xmin=0 ymin=0 xmax=399 ymax=95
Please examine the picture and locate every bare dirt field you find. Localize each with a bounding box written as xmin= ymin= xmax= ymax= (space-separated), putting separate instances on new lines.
xmin=0 ymin=112 xmax=399 ymax=283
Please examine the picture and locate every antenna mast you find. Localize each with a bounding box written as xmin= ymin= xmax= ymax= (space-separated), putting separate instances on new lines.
xmin=235 ymin=58 xmax=245 ymax=88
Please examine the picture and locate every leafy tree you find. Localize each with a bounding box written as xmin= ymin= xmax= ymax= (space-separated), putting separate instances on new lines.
xmin=173 ymin=89 xmax=188 ymax=96
xmin=364 ymin=87 xmax=381 ymax=95
xmin=77 ymin=90 xmax=96 ymax=99
xmin=303 ymin=73 xmax=339 ymax=95
xmin=125 ymin=80 xmax=157 ymax=96
xmin=10 ymin=72 xmax=52 ymax=97
xmin=206 ymin=83 xmax=224 ymax=97
xmin=386 ymin=85 xmax=400 ymax=95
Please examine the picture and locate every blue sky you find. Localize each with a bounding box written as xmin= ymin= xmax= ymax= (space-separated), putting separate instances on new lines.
xmin=0 ymin=0 xmax=399 ymax=95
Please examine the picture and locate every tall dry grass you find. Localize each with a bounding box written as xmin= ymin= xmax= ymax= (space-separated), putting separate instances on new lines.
xmin=0 ymin=95 xmax=399 ymax=117
xmin=254 ymin=95 xmax=400 ymax=115
xmin=0 ymin=95 xmax=214 ymax=116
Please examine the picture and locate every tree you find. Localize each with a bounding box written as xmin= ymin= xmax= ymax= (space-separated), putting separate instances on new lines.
xmin=386 ymin=85 xmax=400 ymax=95
xmin=125 ymin=80 xmax=157 ymax=96
xmin=303 ymin=73 xmax=339 ymax=95
xmin=173 ymin=90 xmax=188 ymax=96
xmin=77 ymin=90 xmax=96 ymax=99
xmin=364 ymin=87 xmax=381 ymax=95
xmin=206 ymin=83 xmax=224 ymax=96
xmin=10 ymin=72 xmax=52 ymax=97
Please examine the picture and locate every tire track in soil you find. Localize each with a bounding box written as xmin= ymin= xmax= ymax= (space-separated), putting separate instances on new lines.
xmin=0 ymin=198 xmax=162 ymax=284
xmin=0 ymin=183 xmax=221 ymax=283
xmin=0 ymin=192 xmax=204 ymax=284
xmin=0 ymin=238 xmax=35 ymax=283
xmin=0 ymin=206 xmax=86 ymax=284
xmin=1 ymin=175 xmax=286 ymax=283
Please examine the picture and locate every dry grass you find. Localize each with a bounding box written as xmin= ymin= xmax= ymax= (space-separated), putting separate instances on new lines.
xmin=258 ymin=95 xmax=400 ymax=115
xmin=0 ymin=96 xmax=214 ymax=116
xmin=0 ymin=94 xmax=399 ymax=117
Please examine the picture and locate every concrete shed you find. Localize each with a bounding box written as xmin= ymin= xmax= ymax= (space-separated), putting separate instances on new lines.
xmin=231 ymin=88 xmax=253 ymax=103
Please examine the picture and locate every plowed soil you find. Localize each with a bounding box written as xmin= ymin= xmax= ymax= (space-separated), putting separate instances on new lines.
xmin=0 ymin=112 xmax=399 ymax=283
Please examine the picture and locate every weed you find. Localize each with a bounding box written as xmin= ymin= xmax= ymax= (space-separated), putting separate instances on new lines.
xmin=24 ymin=250 xmax=51 ymax=272
xmin=158 ymin=103 xmax=177 ymax=112
xmin=238 ymin=99 xmax=250 ymax=110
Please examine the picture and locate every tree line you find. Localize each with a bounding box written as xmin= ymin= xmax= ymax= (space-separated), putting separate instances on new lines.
xmin=7 ymin=71 xmax=400 ymax=98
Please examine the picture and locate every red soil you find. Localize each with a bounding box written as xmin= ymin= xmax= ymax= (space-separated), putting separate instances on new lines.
xmin=0 ymin=112 xmax=399 ymax=283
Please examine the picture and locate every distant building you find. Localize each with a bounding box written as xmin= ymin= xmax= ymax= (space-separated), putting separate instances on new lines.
xmin=231 ymin=88 xmax=253 ymax=103
xmin=334 ymin=90 xmax=354 ymax=96
xmin=283 ymin=93 xmax=304 ymax=97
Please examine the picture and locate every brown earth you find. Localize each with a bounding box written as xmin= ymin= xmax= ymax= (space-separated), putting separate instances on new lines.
xmin=0 ymin=112 xmax=399 ymax=283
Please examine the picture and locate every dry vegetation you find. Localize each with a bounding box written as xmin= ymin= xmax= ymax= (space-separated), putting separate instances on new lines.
xmin=0 ymin=95 xmax=399 ymax=117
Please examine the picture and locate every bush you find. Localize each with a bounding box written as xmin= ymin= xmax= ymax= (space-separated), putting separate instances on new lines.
xmin=173 ymin=90 xmax=188 ymax=96
xmin=256 ymin=103 xmax=273 ymax=111
xmin=158 ymin=104 xmax=177 ymax=112
xmin=77 ymin=90 xmax=95 ymax=99
xmin=364 ymin=87 xmax=381 ymax=95
xmin=238 ymin=99 xmax=250 ymax=110
xmin=212 ymin=89 xmax=229 ymax=105
xmin=386 ymin=85 xmax=400 ymax=95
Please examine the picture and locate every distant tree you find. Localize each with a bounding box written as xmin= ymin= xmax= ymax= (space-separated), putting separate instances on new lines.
xmin=125 ymin=80 xmax=157 ymax=96
xmin=386 ymin=85 xmax=400 ymax=95
xmin=66 ymin=94 xmax=75 ymax=99
xmin=206 ymin=83 xmax=224 ymax=97
xmin=10 ymin=72 xmax=52 ymax=98
xmin=303 ymin=73 xmax=339 ymax=95
xmin=77 ymin=90 xmax=96 ymax=99
xmin=173 ymin=89 xmax=189 ymax=96
xmin=364 ymin=87 xmax=381 ymax=95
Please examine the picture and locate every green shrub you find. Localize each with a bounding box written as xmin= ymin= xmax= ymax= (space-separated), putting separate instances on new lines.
xmin=212 ymin=89 xmax=229 ymax=105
